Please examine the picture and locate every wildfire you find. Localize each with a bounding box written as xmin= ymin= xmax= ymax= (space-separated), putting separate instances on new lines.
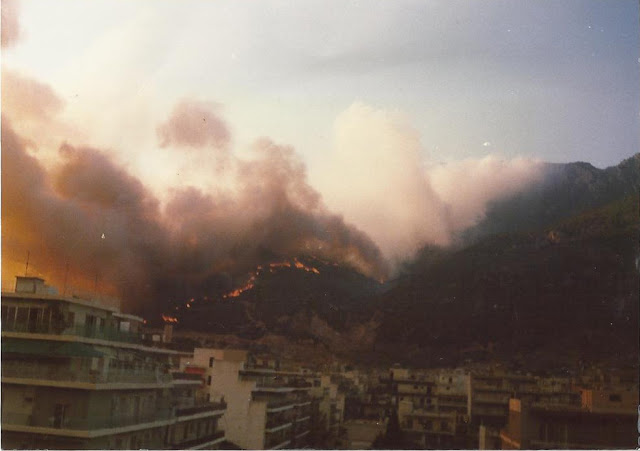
xmin=221 ymin=257 xmax=321 ymax=299
xmin=223 ymin=274 xmax=257 ymax=298
xmin=293 ymin=258 xmax=320 ymax=274
xmin=162 ymin=314 xmax=179 ymax=324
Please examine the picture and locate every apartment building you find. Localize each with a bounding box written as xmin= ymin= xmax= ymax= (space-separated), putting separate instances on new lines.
xmin=188 ymin=348 xmax=313 ymax=449
xmin=1 ymin=276 xmax=227 ymax=450
xmin=165 ymin=369 xmax=227 ymax=449
xmin=388 ymin=367 xmax=472 ymax=448
xmin=499 ymin=387 xmax=636 ymax=449
xmin=312 ymin=375 xmax=345 ymax=437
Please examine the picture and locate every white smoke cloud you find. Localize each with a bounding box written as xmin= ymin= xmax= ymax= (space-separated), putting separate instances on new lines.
xmin=316 ymin=102 xmax=544 ymax=263
xmin=317 ymin=103 xmax=452 ymax=263
xmin=428 ymin=155 xmax=544 ymax=233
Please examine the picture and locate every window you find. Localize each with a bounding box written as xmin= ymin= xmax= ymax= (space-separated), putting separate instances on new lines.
xmin=52 ymin=404 xmax=69 ymax=428
xmin=209 ymin=357 xmax=214 ymax=367
xmin=609 ymin=394 xmax=622 ymax=402
xmin=6 ymin=306 xmax=16 ymax=326
xmin=207 ymin=375 xmax=212 ymax=386
xmin=16 ymin=307 xmax=29 ymax=325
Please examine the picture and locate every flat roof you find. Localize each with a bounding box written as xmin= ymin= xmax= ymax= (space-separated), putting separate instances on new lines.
xmin=2 ymin=290 xmax=120 ymax=313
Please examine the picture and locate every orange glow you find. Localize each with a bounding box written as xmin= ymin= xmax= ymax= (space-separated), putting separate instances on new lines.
xmin=223 ymin=274 xmax=257 ymax=298
xmin=293 ymin=258 xmax=321 ymax=274
xmin=162 ymin=314 xmax=179 ymax=323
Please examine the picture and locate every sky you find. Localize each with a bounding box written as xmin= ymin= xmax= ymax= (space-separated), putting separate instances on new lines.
xmin=1 ymin=0 xmax=639 ymax=306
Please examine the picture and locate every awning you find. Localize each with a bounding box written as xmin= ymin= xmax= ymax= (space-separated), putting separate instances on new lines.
xmin=2 ymin=339 xmax=104 ymax=358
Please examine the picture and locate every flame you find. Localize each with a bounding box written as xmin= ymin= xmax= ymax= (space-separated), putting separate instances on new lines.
xmin=221 ymin=257 xmax=320 ymax=299
xmin=293 ymin=258 xmax=320 ymax=274
xmin=223 ymin=273 xmax=257 ymax=298
xmin=162 ymin=314 xmax=179 ymax=323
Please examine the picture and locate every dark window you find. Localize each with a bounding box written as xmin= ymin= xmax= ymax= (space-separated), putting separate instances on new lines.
xmin=209 ymin=357 xmax=214 ymax=367
xmin=16 ymin=307 xmax=29 ymax=325
xmin=53 ymin=403 xmax=69 ymax=428
xmin=6 ymin=306 xmax=16 ymax=326
xmin=207 ymin=375 xmax=212 ymax=385
xmin=609 ymin=394 xmax=622 ymax=402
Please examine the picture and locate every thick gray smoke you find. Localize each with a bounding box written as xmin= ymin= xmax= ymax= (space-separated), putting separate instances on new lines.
xmin=2 ymin=91 xmax=388 ymax=314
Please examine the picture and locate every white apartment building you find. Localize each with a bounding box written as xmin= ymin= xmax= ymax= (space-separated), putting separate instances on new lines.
xmin=188 ymin=348 xmax=314 ymax=449
xmin=1 ymin=276 xmax=226 ymax=449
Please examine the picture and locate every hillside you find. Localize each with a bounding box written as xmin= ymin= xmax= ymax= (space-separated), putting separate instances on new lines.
xmin=373 ymin=193 xmax=639 ymax=370
xmin=163 ymin=255 xmax=384 ymax=342
xmin=463 ymin=153 xmax=639 ymax=241
xmin=164 ymin=155 xmax=639 ymax=372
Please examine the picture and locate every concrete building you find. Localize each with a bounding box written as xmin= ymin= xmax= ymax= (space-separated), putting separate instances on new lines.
xmin=499 ymin=391 xmax=636 ymax=449
xmin=1 ymin=276 xmax=227 ymax=449
xmin=311 ymin=374 xmax=346 ymax=442
xmin=389 ymin=367 xmax=472 ymax=448
xmin=188 ymin=348 xmax=313 ymax=449
xmin=342 ymin=419 xmax=386 ymax=449
xmin=165 ymin=368 xmax=227 ymax=449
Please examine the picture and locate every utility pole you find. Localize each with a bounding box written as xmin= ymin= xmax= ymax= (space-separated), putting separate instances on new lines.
xmin=63 ymin=263 xmax=70 ymax=296
xmin=24 ymin=251 xmax=30 ymax=276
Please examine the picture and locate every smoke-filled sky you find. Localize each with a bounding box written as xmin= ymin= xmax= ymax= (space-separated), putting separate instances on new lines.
xmin=2 ymin=0 xmax=639 ymax=309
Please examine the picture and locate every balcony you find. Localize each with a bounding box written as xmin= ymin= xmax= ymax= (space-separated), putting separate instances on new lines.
xmin=171 ymin=372 xmax=203 ymax=382
xmin=266 ymin=399 xmax=297 ymax=411
xmin=2 ymin=360 xmax=172 ymax=385
xmin=2 ymin=408 xmax=173 ymax=431
xmin=2 ymin=321 xmax=141 ymax=345
xmin=254 ymin=378 xmax=312 ymax=393
xmin=170 ymin=429 xmax=225 ymax=449
xmin=175 ymin=400 xmax=227 ymax=417
xmin=265 ymin=412 xmax=294 ymax=429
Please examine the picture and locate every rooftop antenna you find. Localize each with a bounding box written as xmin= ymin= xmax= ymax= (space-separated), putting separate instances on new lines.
xmin=24 ymin=251 xmax=30 ymax=276
xmin=63 ymin=262 xmax=70 ymax=296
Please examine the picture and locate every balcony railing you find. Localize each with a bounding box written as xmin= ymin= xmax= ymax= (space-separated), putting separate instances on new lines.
xmin=266 ymin=412 xmax=294 ymax=429
xmin=255 ymin=379 xmax=313 ymax=390
xmin=175 ymin=400 xmax=227 ymax=417
xmin=2 ymin=321 xmax=141 ymax=344
xmin=2 ymin=408 xmax=173 ymax=431
xmin=170 ymin=429 xmax=225 ymax=449
xmin=2 ymin=361 xmax=172 ymax=385
xmin=267 ymin=399 xmax=297 ymax=411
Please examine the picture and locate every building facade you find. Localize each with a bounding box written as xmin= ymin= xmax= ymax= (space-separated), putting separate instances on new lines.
xmin=1 ymin=276 xmax=226 ymax=450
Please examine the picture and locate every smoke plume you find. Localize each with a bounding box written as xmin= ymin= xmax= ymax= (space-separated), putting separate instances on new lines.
xmin=1 ymin=87 xmax=388 ymax=313
xmin=157 ymin=100 xmax=231 ymax=151
xmin=1 ymin=0 xmax=20 ymax=48
xmin=2 ymin=69 xmax=544 ymax=315
xmin=317 ymin=103 xmax=544 ymax=263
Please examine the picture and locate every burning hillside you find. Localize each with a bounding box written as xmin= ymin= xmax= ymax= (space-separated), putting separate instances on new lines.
xmin=160 ymin=254 xmax=385 ymax=336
